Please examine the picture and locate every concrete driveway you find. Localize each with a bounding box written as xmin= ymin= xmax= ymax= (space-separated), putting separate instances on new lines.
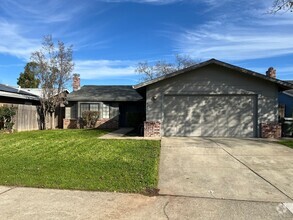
xmin=158 ymin=137 xmax=293 ymax=202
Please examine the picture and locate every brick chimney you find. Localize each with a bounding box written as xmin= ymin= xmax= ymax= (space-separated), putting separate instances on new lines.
xmin=266 ymin=67 xmax=276 ymax=78
xmin=72 ymin=74 xmax=80 ymax=91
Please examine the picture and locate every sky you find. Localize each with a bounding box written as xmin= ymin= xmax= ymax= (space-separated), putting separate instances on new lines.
xmin=0 ymin=0 xmax=292 ymax=88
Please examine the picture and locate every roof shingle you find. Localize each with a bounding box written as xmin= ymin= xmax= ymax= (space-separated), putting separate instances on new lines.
xmin=67 ymin=85 xmax=143 ymax=102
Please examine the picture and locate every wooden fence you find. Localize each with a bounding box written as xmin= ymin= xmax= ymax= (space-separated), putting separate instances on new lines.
xmin=0 ymin=103 xmax=40 ymax=132
xmin=15 ymin=104 xmax=40 ymax=131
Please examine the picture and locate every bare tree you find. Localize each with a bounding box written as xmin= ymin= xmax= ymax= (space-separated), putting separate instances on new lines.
xmin=270 ymin=0 xmax=293 ymax=13
xmin=175 ymin=54 xmax=198 ymax=70
xmin=136 ymin=54 xmax=198 ymax=82
xmin=31 ymin=35 xmax=74 ymax=129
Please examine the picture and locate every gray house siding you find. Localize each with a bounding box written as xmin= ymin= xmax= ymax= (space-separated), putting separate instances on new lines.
xmin=146 ymin=64 xmax=279 ymax=137
xmin=279 ymin=93 xmax=293 ymax=118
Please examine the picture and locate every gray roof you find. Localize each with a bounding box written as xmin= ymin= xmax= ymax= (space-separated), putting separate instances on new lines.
xmin=0 ymin=84 xmax=38 ymax=96
xmin=0 ymin=84 xmax=39 ymax=100
xmin=67 ymin=85 xmax=143 ymax=102
xmin=283 ymin=80 xmax=293 ymax=97
xmin=133 ymin=59 xmax=293 ymax=91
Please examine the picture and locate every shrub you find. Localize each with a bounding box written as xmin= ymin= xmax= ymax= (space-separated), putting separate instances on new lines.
xmin=0 ymin=106 xmax=16 ymax=131
xmin=81 ymin=111 xmax=100 ymax=128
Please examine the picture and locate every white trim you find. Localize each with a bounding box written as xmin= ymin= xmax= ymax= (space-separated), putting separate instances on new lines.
xmin=0 ymin=91 xmax=39 ymax=101
xmin=283 ymin=91 xmax=293 ymax=98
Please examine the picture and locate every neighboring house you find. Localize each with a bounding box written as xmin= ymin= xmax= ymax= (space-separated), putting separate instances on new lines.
xmin=0 ymin=84 xmax=40 ymax=131
xmin=0 ymin=84 xmax=39 ymax=105
xmin=279 ymin=80 xmax=293 ymax=118
xmin=134 ymin=59 xmax=293 ymax=138
xmin=64 ymin=84 xmax=144 ymax=129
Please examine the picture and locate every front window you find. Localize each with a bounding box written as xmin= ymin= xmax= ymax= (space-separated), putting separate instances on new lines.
xmin=80 ymin=103 xmax=110 ymax=119
xmin=103 ymin=103 xmax=110 ymax=119
xmin=80 ymin=103 xmax=100 ymax=115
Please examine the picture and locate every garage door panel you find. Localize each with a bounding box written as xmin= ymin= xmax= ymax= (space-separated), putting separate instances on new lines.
xmin=202 ymin=113 xmax=215 ymax=123
xmin=227 ymin=115 xmax=241 ymax=127
xmin=185 ymin=124 xmax=201 ymax=136
xmin=201 ymin=124 xmax=218 ymax=136
xmin=216 ymin=126 xmax=228 ymax=136
xmin=163 ymin=95 xmax=256 ymax=137
xmin=164 ymin=126 xmax=177 ymax=136
xmin=226 ymin=126 xmax=242 ymax=137
xmin=217 ymin=117 xmax=227 ymax=126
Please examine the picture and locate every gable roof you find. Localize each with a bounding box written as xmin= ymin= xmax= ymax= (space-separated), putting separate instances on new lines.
xmin=67 ymin=85 xmax=143 ymax=102
xmin=282 ymin=80 xmax=293 ymax=97
xmin=133 ymin=59 xmax=293 ymax=91
xmin=0 ymin=84 xmax=39 ymax=101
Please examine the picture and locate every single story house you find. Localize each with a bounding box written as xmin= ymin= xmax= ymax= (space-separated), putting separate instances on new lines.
xmin=0 ymin=84 xmax=39 ymax=105
xmin=64 ymin=85 xmax=145 ymax=129
xmin=0 ymin=84 xmax=40 ymax=131
xmin=65 ymin=59 xmax=293 ymax=138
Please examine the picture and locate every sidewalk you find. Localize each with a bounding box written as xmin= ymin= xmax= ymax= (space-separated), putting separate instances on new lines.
xmin=0 ymin=186 xmax=292 ymax=219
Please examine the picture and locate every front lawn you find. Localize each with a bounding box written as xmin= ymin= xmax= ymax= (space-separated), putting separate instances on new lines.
xmin=279 ymin=140 xmax=293 ymax=149
xmin=0 ymin=129 xmax=160 ymax=193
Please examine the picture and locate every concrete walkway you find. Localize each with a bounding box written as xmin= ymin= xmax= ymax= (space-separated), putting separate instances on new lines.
xmin=99 ymin=128 xmax=160 ymax=140
xmin=99 ymin=127 xmax=134 ymax=139
xmin=0 ymin=186 xmax=292 ymax=219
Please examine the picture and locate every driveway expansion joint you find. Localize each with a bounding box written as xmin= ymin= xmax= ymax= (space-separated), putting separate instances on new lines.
xmin=0 ymin=187 xmax=16 ymax=196
xmin=163 ymin=201 xmax=170 ymax=220
xmin=207 ymin=138 xmax=293 ymax=202
xmin=158 ymin=193 xmax=290 ymax=204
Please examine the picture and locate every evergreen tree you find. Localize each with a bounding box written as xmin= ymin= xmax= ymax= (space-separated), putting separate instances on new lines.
xmin=17 ymin=62 xmax=40 ymax=88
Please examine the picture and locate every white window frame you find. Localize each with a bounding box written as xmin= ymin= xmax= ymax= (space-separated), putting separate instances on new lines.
xmin=79 ymin=102 xmax=110 ymax=119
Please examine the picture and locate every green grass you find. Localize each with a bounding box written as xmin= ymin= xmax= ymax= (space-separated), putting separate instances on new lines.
xmin=0 ymin=129 xmax=160 ymax=193
xmin=279 ymin=140 xmax=293 ymax=149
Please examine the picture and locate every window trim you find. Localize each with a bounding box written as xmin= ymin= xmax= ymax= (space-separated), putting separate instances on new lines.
xmin=79 ymin=102 xmax=110 ymax=119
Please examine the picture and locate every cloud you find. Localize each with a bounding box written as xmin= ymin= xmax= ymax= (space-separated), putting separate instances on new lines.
xmin=0 ymin=0 xmax=86 ymax=24
xmin=75 ymin=59 xmax=137 ymax=79
xmin=0 ymin=20 xmax=40 ymax=60
xmin=0 ymin=0 xmax=114 ymax=62
xmin=100 ymin=0 xmax=182 ymax=4
xmin=0 ymin=0 xmax=90 ymax=60
xmin=175 ymin=4 xmax=293 ymax=61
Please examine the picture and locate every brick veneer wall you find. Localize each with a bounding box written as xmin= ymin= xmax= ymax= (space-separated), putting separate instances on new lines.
xmin=63 ymin=119 xmax=78 ymax=129
xmin=260 ymin=123 xmax=281 ymax=138
xmin=63 ymin=117 xmax=119 ymax=129
xmin=144 ymin=121 xmax=161 ymax=137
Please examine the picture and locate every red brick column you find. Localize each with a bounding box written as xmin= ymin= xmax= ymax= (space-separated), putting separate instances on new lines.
xmin=144 ymin=121 xmax=161 ymax=137
xmin=63 ymin=119 xmax=78 ymax=129
xmin=260 ymin=123 xmax=281 ymax=138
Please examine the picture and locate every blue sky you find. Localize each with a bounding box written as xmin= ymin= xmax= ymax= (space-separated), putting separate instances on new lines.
xmin=0 ymin=0 xmax=292 ymax=88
